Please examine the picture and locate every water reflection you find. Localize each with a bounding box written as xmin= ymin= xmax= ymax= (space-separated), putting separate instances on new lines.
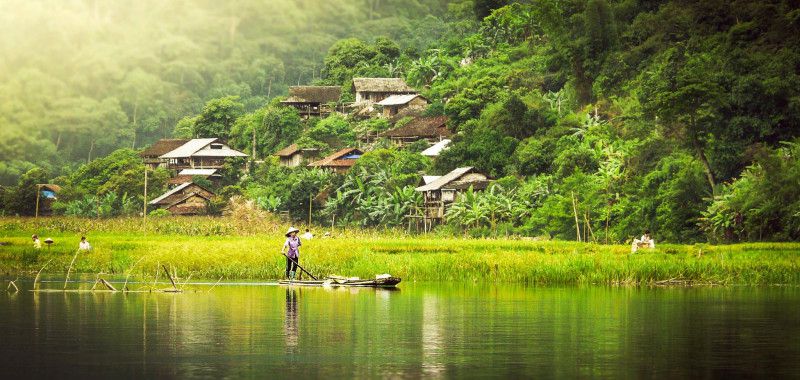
xmin=285 ymin=287 xmax=299 ymax=349
xmin=0 ymin=282 xmax=798 ymax=378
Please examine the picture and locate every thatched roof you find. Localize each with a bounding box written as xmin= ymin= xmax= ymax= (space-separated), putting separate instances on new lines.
xmin=274 ymin=144 xmax=300 ymax=157
xmin=140 ymin=139 xmax=190 ymax=158
xmin=352 ymin=78 xmax=415 ymax=93
xmin=308 ymin=148 xmax=363 ymax=168
xmin=381 ymin=116 xmax=451 ymax=138
xmin=281 ymin=86 xmax=342 ymax=104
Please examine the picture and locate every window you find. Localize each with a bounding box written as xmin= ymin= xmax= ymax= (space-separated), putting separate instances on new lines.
xmin=210 ymin=143 xmax=223 ymax=149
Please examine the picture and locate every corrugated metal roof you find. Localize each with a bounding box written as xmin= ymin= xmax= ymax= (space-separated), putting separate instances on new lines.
xmin=377 ymin=94 xmax=424 ymax=106
xmin=415 ymin=167 xmax=475 ymax=192
xmin=160 ymin=138 xmax=218 ymax=159
xmin=178 ymin=169 xmax=218 ymax=176
xmin=149 ymin=182 xmax=192 ymax=205
xmin=422 ymin=175 xmax=441 ymax=184
xmin=192 ymin=146 xmax=249 ymax=157
xmin=421 ymin=139 xmax=451 ymax=157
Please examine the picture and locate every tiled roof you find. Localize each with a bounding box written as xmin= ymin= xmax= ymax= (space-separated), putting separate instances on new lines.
xmin=308 ymin=148 xmax=363 ymax=168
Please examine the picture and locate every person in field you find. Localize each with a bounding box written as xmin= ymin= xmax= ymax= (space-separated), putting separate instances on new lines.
xmin=79 ymin=236 xmax=92 ymax=251
xmin=282 ymin=227 xmax=302 ymax=280
xmin=32 ymin=234 xmax=41 ymax=249
xmin=631 ymin=230 xmax=655 ymax=253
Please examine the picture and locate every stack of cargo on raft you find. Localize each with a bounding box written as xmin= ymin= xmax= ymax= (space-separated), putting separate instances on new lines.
xmin=279 ymin=274 xmax=402 ymax=288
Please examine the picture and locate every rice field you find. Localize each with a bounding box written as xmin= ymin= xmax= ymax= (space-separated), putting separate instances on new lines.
xmin=1 ymin=217 xmax=799 ymax=285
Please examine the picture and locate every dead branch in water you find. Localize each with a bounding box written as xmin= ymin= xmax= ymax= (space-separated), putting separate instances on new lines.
xmin=207 ymin=276 xmax=224 ymax=293
xmin=98 ymin=278 xmax=117 ymax=291
xmin=63 ymin=250 xmax=80 ymax=290
xmin=162 ymin=264 xmax=178 ymax=291
xmin=123 ymin=256 xmax=146 ymax=292
xmin=33 ymin=258 xmax=54 ymax=289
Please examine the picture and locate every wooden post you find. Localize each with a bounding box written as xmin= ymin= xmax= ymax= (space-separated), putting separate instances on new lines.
xmin=571 ymin=191 xmax=582 ymax=242
xmin=35 ymin=184 xmax=41 ymax=220
xmin=143 ymin=167 xmax=148 ymax=221
xmin=308 ymin=193 xmax=312 ymax=227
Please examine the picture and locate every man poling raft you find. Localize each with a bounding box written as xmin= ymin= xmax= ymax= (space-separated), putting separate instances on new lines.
xmin=278 ymin=226 xmax=401 ymax=288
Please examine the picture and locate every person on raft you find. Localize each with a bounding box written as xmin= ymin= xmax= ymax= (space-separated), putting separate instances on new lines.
xmin=282 ymin=226 xmax=302 ymax=280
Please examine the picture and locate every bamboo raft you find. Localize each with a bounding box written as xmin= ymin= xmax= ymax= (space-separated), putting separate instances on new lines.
xmin=279 ymin=275 xmax=401 ymax=288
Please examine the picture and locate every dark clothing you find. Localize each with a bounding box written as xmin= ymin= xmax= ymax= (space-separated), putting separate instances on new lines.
xmin=286 ymin=255 xmax=298 ymax=279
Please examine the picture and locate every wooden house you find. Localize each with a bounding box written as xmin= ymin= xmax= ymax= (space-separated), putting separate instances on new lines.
xmin=415 ymin=167 xmax=490 ymax=224
xmin=377 ymin=94 xmax=428 ymax=117
xmin=158 ymin=138 xmax=248 ymax=171
xmin=167 ymin=168 xmax=221 ymax=186
xmin=149 ymin=182 xmax=215 ymax=215
xmin=140 ymin=139 xmax=189 ymax=169
xmin=280 ymin=86 xmax=342 ymax=118
xmin=307 ymin=148 xmax=363 ymax=174
xmin=352 ymin=78 xmax=416 ymax=103
xmin=274 ymin=144 xmax=320 ymax=168
xmin=380 ymin=116 xmax=451 ymax=146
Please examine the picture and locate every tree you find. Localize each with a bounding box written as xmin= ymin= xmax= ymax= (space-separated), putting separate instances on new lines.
xmin=1 ymin=167 xmax=49 ymax=216
xmin=190 ymin=96 xmax=245 ymax=139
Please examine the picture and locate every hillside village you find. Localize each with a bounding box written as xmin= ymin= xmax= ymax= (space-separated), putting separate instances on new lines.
xmin=140 ymin=76 xmax=486 ymax=228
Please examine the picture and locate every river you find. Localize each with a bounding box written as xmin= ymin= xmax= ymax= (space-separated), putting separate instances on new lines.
xmin=1 ymin=281 xmax=799 ymax=378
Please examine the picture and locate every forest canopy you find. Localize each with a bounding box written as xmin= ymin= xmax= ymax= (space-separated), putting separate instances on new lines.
xmin=2 ymin=0 xmax=800 ymax=243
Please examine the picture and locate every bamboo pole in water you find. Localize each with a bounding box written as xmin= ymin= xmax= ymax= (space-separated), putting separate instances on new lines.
xmin=123 ymin=256 xmax=146 ymax=292
xmin=64 ymin=250 xmax=80 ymax=290
xmin=33 ymin=258 xmax=54 ymax=289
xmin=162 ymin=264 xmax=178 ymax=291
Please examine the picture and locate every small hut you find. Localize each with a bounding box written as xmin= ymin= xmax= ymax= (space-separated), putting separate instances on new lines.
xmin=35 ymin=184 xmax=61 ymax=216
xmin=280 ymin=86 xmax=342 ymax=118
xmin=307 ymin=148 xmax=363 ymax=174
xmin=274 ymin=144 xmax=320 ymax=168
xmin=149 ymin=182 xmax=215 ymax=216
xmin=415 ymin=167 xmax=490 ymax=225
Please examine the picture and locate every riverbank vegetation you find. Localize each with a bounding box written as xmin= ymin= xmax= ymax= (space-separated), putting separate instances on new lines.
xmin=1 ymin=217 xmax=798 ymax=285
xmin=2 ymin=1 xmax=800 ymax=244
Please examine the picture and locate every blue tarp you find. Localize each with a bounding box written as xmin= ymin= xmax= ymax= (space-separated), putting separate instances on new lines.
xmin=41 ymin=190 xmax=57 ymax=199
xmin=342 ymin=154 xmax=361 ymax=159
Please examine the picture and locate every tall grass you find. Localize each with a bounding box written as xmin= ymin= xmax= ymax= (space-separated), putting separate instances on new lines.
xmin=1 ymin=217 xmax=799 ymax=285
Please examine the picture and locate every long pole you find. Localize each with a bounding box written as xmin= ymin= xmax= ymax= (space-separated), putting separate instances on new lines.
xmin=281 ymin=253 xmax=318 ymax=280
xmin=143 ymin=167 xmax=148 ymax=221
xmin=308 ymin=193 xmax=312 ymax=227
xmin=35 ymin=184 xmax=42 ymax=219
xmin=571 ymin=191 xmax=581 ymax=242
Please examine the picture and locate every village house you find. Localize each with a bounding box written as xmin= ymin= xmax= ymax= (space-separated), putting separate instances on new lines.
xmin=154 ymin=138 xmax=248 ymax=171
xmin=380 ymin=116 xmax=451 ymax=146
xmin=167 ymin=168 xmax=221 ymax=186
xmin=352 ymin=77 xmax=416 ymax=104
xmin=273 ymin=144 xmax=320 ymax=168
xmin=149 ymin=182 xmax=215 ymax=216
xmin=376 ymin=94 xmax=428 ymax=117
xmin=415 ymin=167 xmax=491 ymax=225
xmin=307 ymin=148 xmax=363 ymax=174
xmin=280 ymin=86 xmax=342 ymax=118
xmin=140 ymin=139 xmax=189 ymax=169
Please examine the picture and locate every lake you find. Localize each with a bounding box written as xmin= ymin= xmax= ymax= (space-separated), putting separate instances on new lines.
xmin=1 ymin=280 xmax=799 ymax=378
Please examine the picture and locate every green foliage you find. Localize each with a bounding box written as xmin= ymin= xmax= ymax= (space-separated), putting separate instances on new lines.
xmin=1 ymin=167 xmax=49 ymax=216
xmin=230 ymin=104 xmax=302 ymax=158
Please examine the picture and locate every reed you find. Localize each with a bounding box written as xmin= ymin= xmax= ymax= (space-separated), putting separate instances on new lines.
xmin=1 ymin=217 xmax=799 ymax=285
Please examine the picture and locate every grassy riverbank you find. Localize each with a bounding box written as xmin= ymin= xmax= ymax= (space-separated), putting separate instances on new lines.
xmin=0 ymin=217 xmax=798 ymax=285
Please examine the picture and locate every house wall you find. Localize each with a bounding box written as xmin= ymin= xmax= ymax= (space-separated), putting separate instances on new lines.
xmin=166 ymin=195 xmax=210 ymax=215
xmin=280 ymin=154 xmax=303 ymax=167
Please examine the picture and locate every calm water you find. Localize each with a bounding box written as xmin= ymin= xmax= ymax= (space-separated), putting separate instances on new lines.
xmin=1 ymin=281 xmax=799 ymax=379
